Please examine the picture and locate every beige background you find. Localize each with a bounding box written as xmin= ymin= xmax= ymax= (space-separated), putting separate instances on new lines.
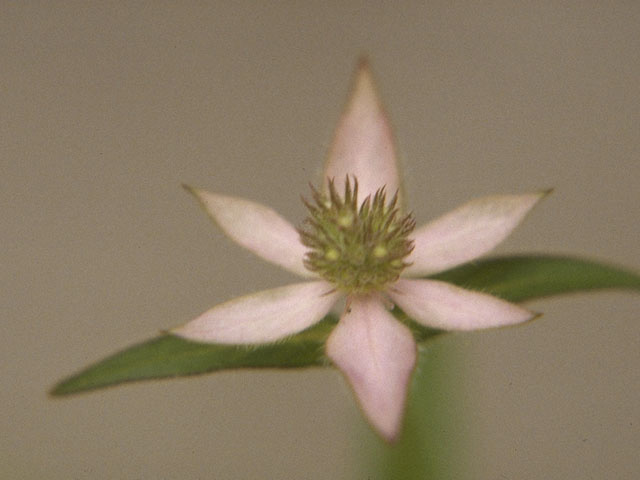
xmin=2 ymin=2 xmax=639 ymax=479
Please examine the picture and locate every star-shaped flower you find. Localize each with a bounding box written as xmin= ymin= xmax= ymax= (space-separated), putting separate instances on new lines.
xmin=172 ymin=61 xmax=546 ymax=442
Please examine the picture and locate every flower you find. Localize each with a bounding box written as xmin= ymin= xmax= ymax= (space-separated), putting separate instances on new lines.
xmin=172 ymin=60 xmax=546 ymax=442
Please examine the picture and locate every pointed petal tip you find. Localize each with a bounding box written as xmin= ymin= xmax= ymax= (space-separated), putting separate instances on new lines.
xmin=390 ymin=278 xmax=538 ymax=331
xmin=517 ymin=188 xmax=553 ymax=216
xmin=511 ymin=190 xmax=551 ymax=214
xmin=356 ymin=54 xmax=371 ymax=70
xmin=167 ymin=325 xmax=189 ymax=339
xmin=375 ymin=418 xmax=403 ymax=444
xmin=537 ymin=188 xmax=554 ymax=203
xmin=526 ymin=311 xmax=544 ymax=323
xmin=497 ymin=306 xmax=541 ymax=329
xmin=523 ymin=189 xmax=552 ymax=203
xmin=495 ymin=309 xmax=542 ymax=331
xmin=350 ymin=59 xmax=379 ymax=107
xmin=365 ymin=426 xmax=401 ymax=444
xmin=530 ymin=188 xmax=554 ymax=201
xmin=181 ymin=183 xmax=197 ymax=194
xmin=354 ymin=56 xmax=374 ymax=85
xmin=327 ymin=296 xmax=415 ymax=442
xmin=324 ymin=59 xmax=402 ymax=205
xmin=167 ymin=324 xmax=216 ymax=344
xmin=521 ymin=188 xmax=553 ymax=210
xmin=405 ymin=191 xmax=551 ymax=276
xmin=182 ymin=183 xmax=206 ymax=203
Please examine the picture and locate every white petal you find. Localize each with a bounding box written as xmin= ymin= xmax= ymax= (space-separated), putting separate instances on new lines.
xmin=404 ymin=192 xmax=550 ymax=276
xmin=326 ymin=295 xmax=416 ymax=442
xmin=324 ymin=59 xmax=403 ymax=207
xmin=172 ymin=281 xmax=339 ymax=343
xmin=388 ymin=278 xmax=537 ymax=331
xmin=185 ymin=186 xmax=313 ymax=278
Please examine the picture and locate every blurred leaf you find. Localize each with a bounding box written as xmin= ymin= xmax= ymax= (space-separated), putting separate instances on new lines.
xmin=51 ymin=255 xmax=639 ymax=396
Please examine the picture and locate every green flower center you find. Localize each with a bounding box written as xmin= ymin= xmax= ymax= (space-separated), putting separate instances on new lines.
xmin=298 ymin=177 xmax=415 ymax=293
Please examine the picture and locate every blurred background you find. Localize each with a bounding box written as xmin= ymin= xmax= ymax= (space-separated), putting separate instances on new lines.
xmin=2 ymin=2 xmax=639 ymax=478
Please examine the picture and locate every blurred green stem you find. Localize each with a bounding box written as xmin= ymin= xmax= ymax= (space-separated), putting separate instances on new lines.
xmin=364 ymin=337 xmax=467 ymax=479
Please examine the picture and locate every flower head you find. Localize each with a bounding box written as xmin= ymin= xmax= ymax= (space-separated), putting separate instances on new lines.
xmin=172 ymin=60 xmax=546 ymax=441
xmin=299 ymin=178 xmax=415 ymax=293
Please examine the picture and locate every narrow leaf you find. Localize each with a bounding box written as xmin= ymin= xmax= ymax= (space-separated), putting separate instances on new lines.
xmin=432 ymin=254 xmax=640 ymax=303
xmin=51 ymin=317 xmax=336 ymax=396
xmin=51 ymin=255 xmax=639 ymax=396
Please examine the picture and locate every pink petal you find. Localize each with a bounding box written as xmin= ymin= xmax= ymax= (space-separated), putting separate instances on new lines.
xmin=404 ymin=192 xmax=550 ymax=276
xmin=172 ymin=281 xmax=339 ymax=343
xmin=185 ymin=186 xmax=313 ymax=278
xmin=323 ymin=59 xmax=403 ymax=207
xmin=388 ymin=278 xmax=537 ymax=331
xmin=326 ymin=294 xmax=416 ymax=442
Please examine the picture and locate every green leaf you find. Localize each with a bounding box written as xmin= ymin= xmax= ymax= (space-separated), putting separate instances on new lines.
xmin=51 ymin=255 xmax=639 ymax=396
xmin=432 ymin=254 xmax=640 ymax=303
xmin=51 ymin=316 xmax=336 ymax=396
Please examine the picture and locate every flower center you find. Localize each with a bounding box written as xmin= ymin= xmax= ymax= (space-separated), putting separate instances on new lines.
xmin=298 ymin=177 xmax=415 ymax=293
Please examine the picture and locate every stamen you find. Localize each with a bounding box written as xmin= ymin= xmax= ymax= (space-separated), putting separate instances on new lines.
xmin=298 ymin=176 xmax=415 ymax=293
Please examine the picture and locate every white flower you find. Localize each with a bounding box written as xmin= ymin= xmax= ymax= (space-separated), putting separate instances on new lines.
xmin=172 ymin=61 xmax=546 ymax=442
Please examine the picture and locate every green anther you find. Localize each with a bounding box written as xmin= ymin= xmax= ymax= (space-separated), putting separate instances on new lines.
xmin=298 ymin=177 xmax=415 ymax=293
xmin=373 ymin=244 xmax=388 ymax=258
xmin=325 ymin=248 xmax=340 ymax=261
xmin=337 ymin=212 xmax=354 ymax=228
